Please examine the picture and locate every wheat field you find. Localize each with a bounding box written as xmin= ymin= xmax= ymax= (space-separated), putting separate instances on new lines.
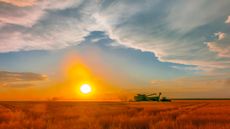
xmin=0 ymin=100 xmax=229 ymax=129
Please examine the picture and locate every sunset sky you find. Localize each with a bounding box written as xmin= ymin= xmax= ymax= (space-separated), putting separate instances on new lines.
xmin=0 ymin=0 xmax=230 ymax=100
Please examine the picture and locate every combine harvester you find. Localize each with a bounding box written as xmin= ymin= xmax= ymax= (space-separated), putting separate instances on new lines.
xmin=134 ymin=92 xmax=171 ymax=102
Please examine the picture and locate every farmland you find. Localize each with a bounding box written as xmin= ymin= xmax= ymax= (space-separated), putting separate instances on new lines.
xmin=0 ymin=100 xmax=229 ymax=129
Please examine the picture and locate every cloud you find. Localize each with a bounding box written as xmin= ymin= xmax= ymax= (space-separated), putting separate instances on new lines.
xmin=0 ymin=0 xmax=82 ymax=27
xmin=0 ymin=0 xmax=97 ymax=52
xmin=215 ymin=32 xmax=226 ymax=40
xmin=207 ymin=33 xmax=230 ymax=58
xmin=1 ymin=0 xmax=230 ymax=74
xmin=0 ymin=71 xmax=48 ymax=87
xmin=0 ymin=0 xmax=36 ymax=7
xmin=95 ymin=0 xmax=230 ymax=72
xmin=0 ymin=2 xmax=44 ymax=27
xmin=207 ymin=42 xmax=230 ymax=58
xmin=171 ymin=65 xmax=200 ymax=72
xmin=165 ymin=1 xmax=227 ymax=32
xmin=225 ymin=15 xmax=230 ymax=24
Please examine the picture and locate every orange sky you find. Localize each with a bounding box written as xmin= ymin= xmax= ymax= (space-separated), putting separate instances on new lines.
xmin=0 ymin=52 xmax=229 ymax=101
xmin=0 ymin=53 xmax=130 ymax=101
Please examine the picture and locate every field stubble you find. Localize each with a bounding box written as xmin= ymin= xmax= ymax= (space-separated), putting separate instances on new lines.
xmin=0 ymin=100 xmax=229 ymax=129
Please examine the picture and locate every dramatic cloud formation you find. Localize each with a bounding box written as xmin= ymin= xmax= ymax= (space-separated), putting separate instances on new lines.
xmin=1 ymin=0 xmax=230 ymax=74
xmin=95 ymin=0 xmax=230 ymax=72
xmin=0 ymin=71 xmax=48 ymax=87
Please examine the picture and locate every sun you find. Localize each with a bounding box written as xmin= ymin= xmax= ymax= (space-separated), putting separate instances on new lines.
xmin=80 ymin=84 xmax=92 ymax=94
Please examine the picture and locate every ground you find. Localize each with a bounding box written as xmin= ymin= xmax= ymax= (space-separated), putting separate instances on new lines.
xmin=0 ymin=100 xmax=229 ymax=129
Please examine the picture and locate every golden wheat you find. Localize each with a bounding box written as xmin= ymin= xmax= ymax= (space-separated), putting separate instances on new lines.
xmin=0 ymin=100 xmax=229 ymax=129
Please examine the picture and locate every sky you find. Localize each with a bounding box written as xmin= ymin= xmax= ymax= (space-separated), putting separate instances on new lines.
xmin=0 ymin=0 xmax=230 ymax=100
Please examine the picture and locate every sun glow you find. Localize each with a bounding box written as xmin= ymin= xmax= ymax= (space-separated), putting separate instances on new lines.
xmin=80 ymin=84 xmax=92 ymax=94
